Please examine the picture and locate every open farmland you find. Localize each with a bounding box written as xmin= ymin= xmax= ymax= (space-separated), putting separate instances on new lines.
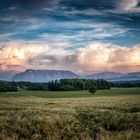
xmin=0 ymin=88 xmax=140 ymax=140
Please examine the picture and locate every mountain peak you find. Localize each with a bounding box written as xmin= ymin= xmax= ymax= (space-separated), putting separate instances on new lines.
xmin=13 ymin=69 xmax=78 ymax=82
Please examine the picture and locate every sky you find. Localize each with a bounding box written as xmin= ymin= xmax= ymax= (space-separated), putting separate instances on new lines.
xmin=0 ymin=0 xmax=140 ymax=73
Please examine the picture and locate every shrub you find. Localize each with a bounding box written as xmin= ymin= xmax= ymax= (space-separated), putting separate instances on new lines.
xmin=89 ymin=86 xmax=97 ymax=94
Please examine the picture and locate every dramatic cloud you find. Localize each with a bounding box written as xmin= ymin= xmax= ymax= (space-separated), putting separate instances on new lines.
xmin=1 ymin=42 xmax=139 ymax=73
xmin=115 ymin=0 xmax=140 ymax=12
xmin=0 ymin=43 xmax=49 ymax=71
xmin=0 ymin=0 xmax=60 ymax=9
xmin=60 ymin=0 xmax=140 ymax=13
xmin=73 ymin=43 xmax=140 ymax=73
xmin=116 ymin=0 xmax=138 ymax=9
xmin=0 ymin=1 xmax=139 ymax=73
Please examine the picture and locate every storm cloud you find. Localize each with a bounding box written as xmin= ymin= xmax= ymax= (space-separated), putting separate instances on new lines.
xmin=0 ymin=0 xmax=140 ymax=73
xmin=0 ymin=42 xmax=140 ymax=73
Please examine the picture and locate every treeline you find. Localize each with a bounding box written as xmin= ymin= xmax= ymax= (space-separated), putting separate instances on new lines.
xmin=47 ymin=79 xmax=111 ymax=91
xmin=0 ymin=79 xmax=111 ymax=92
xmin=1 ymin=79 xmax=140 ymax=92
xmin=11 ymin=79 xmax=111 ymax=91
xmin=111 ymin=81 xmax=140 ymax=88
xmin=0 ymin=81 xmax=18 ymax=92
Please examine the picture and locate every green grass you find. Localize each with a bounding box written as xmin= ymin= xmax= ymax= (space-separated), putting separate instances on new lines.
xmin=0 ymin=88 xmax=140 ymax=98
xmin=0 ymin=88 xmax=140 ymax=140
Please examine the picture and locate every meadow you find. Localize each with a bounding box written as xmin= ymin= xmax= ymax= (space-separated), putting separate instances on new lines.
xmin=0 ymin=88 xmax=140 ymax=140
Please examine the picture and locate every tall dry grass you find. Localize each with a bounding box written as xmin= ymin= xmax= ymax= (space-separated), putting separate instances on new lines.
xmin=0 ymin=94 xmax=140 ymax=140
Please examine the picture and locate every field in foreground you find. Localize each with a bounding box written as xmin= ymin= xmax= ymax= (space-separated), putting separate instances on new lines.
xmin=0 ymin=88 xmax=140 ymax=140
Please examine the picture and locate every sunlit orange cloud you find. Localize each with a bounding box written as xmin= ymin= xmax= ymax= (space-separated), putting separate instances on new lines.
xmin=0 ymin=42 xmax=140 ymax=73
xmin=74 ymin=43 xmax=140 ymax=73
xmin=0 ymin=43 xmax=49 ymax=71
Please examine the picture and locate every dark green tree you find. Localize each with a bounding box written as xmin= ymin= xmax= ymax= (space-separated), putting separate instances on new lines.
xmin=89 ymin=85 xmax=97 ymax=94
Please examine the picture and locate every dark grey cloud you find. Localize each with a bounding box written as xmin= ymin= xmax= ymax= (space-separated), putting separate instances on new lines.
xmin=0 ymin=0 xmax=140 ymax=49
xmin=59 ymin=0 xmax=140 ymax=12
xmin=0 ymin=0 xmax=60 ymax=9
xmin=29 ymin=53 xmax=77 ymax=66
xmin=60 ymin=0 xmax=115 ymax=10
xmin=1 ymin=0 xmax=140 ymax=13
xmin=0 ymin=0 xmax=60 ymax=21
xmin=0 ymin=0 xmax=140 ymax=23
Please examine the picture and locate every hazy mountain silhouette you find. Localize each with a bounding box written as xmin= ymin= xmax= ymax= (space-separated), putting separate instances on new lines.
xmin=12 ymin=69 xmax=78 ymax=82
xmin=0 ymin=69 xmax=139 ymax=82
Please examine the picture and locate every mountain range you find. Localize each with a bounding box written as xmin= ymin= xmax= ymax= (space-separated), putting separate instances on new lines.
xmin=0 ymin=70 xmax=17 ymax=81
xmin=12 ymin=69 xmax=78 ymax=83
xmin=0 ymin=69 xmax=140 ymax=82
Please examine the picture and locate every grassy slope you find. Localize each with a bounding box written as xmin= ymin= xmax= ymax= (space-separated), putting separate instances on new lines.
xmin=0 ymin=88 xmax=140 ymax=140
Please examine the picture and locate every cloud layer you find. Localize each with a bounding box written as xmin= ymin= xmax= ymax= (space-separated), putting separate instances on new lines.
xmin=0 ymin=0 xmax=139 ymax=73
xmin=74 ymin=43 xmax=140 ymax=73
xmin=0 ymin=43 xmax=140 ymax=73
xmin=0 ymin=43 xmax=49 ymax=71
xmin=115 ymin=0 xmax=140 ymax=12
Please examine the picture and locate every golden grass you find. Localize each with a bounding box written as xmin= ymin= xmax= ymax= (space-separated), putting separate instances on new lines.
xmin=0 ymin=91 xmax=140 ymax=140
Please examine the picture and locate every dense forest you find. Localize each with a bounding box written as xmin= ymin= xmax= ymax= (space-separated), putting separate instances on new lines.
xmin=47 ymin=79 xmax=111 ymax=91
xmin=0 ymin=81 xmax=18 ymax=92
xmin=0 ymin=79 xmax=110 ymax=92
xmin=0 ymin=79 xmax=140 ymax=92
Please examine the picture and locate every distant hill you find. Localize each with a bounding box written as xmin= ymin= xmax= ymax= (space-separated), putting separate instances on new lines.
xmin=86 ymin=72 xmax=123 ymax=80
xmin=12 ymin=69 xmax=78 ymax=82
xmin=85 ymin=72 xmax=140 ymax=81
xmin=0 ymin=71 xmax=17 ymax=81
xmin=0 ymin=69 xmax=140 ymax=82
xmin=110 ymin=72 xmax=140 ymax=81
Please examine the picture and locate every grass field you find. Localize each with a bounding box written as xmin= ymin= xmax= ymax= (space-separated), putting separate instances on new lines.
xmin=0 ymin=88 xmax=140 ymax=140
xmin=0 ymin=88 xmax=140 ymax=98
